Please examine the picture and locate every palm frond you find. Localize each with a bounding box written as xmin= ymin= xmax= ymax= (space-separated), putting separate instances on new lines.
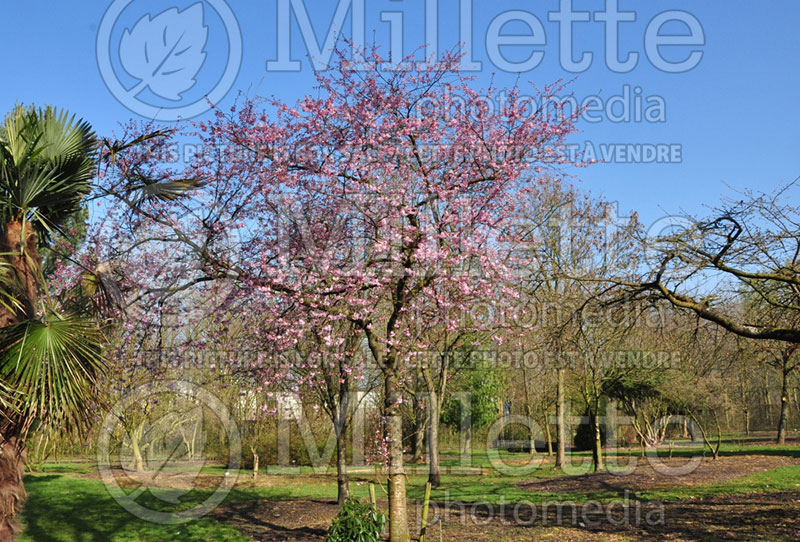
xmin=78 ymin=262 xmax=125 ymax=317
xmin=0 ymin=313 xmax=107 ymax=436
xmin=0 ymin=257 xmax=27 ymax=316
xmin=128 ymin=176 xmax=205 ymax=206
xmin=101 ymin=129 xmax=171 ymax=166
xmin=0 ymin=106 xmax=97 ymax=238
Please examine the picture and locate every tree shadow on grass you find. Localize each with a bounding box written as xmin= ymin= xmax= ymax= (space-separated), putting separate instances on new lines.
xmin=21 ymin=474 xmax=245 ymax=542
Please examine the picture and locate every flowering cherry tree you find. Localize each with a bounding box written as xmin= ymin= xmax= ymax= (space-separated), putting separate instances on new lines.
xmin=185 ymin=49 xmax=579 ymax=541
xmin=99 ymin=47 xmax=582 ymax=541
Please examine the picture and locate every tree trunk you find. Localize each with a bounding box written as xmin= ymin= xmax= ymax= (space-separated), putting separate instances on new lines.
xmin=352 ymin=397 xmax=365 ymax=467
xmin=0 ymin=439 xmax=25 ymax=542
xmin=129 ymin=422 xmax=145 ymax=472
xmin=0 ymin=220 xmax=40 ymax=326
xmin=739 ymin=382 xmax=750 ymax=437
xmin=332 ymin=386 xmax=352 ymax=507
xmin=523 ymin=403 xmax=535 ymax=453
xmin=764 ymin=372 xmax=774 ymax=425
xmin=411 ymin=397 xmax=425 ymax=464
xmin=0 ymin=221 xmax=41 ymax=541
xmin=544 ymin=413 xmax=553 ymax=456
xmin=693 ymin=413 xmax=721 ymax=460
xmin=744 ymin=408 xmax=750 ymax=436
xmin=522 ymin=368 xmax=535 ymax=454
xmin=384 ymin=371 xmax=410 ymax=542
xmin=412 ymin=425 xmax=424 ymax=464
xmin=777 ymin=369 xmax=789 ymax=445
xmin=130 ymin=441 xmax=144 ymax=472
xmin=555 ymin=368 xmax=567 ymax=468
xmin=336 ymin=424 xmax=349 ymax=506
xmin=591 ymin=409 xmax=604 ymax=472
xmin=189 ymin=419 xmax=199 ymax=460
xmin=427 ymin=396 xmax=441 ymax=487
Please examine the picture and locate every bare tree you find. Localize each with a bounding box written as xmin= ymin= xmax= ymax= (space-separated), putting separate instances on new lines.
xmin=619 ymin=181 xmax=800 ymax=343
xmin=756 ymin=342 xmax=800 ymax=444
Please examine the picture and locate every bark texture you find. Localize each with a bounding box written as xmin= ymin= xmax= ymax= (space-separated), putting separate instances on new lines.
xmin=0 ymin=221 xmax=40 ymax=540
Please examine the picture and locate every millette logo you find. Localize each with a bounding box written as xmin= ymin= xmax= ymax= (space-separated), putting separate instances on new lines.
xmin=96 ymin=0 xmax=242 ymax=120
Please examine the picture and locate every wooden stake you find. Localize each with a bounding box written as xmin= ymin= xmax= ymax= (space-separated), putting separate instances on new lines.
xmin=369 ymin=482 xmax=377 ymax=508
xmin=419 ymin=481 xmax=432 ymax=542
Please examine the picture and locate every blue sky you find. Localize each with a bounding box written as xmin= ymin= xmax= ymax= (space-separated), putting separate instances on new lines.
xmin=2 ymin=0 xmax=799 ymax=228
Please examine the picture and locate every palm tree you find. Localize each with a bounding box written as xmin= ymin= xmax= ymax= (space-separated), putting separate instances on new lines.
xmin=0 ymin=106 xmax=105 ymax=541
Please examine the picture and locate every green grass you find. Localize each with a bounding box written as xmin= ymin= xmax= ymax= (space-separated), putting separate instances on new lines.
xmin=30 ymin=462 xmax=96 ymax=475
xmin=21 ymin=475 xmax=248 ymax=542
xmin=21 ymin=440 xmax=800 ymax=541
xmin=640 ymin=465 xmax=800 ymax=502
xmin=400 ymin=465 xmax=800 ymax=506
xmin=23 ymin=464 xmax=800 ymax=541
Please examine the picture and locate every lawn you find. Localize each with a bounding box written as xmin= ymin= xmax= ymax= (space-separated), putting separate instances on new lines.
xmin=20 ymin=475 xmax=247 ymax=542
xmin=19 ymin=441 xmax=800 ymax=541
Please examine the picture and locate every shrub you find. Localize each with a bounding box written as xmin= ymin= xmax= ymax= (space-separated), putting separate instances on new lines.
xmin=325 ymin=498 xmax=386 ymax=542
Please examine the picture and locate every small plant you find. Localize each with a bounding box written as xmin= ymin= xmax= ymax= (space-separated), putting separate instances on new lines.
xmin=325 ymin=497 xmax=386 ymax=542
